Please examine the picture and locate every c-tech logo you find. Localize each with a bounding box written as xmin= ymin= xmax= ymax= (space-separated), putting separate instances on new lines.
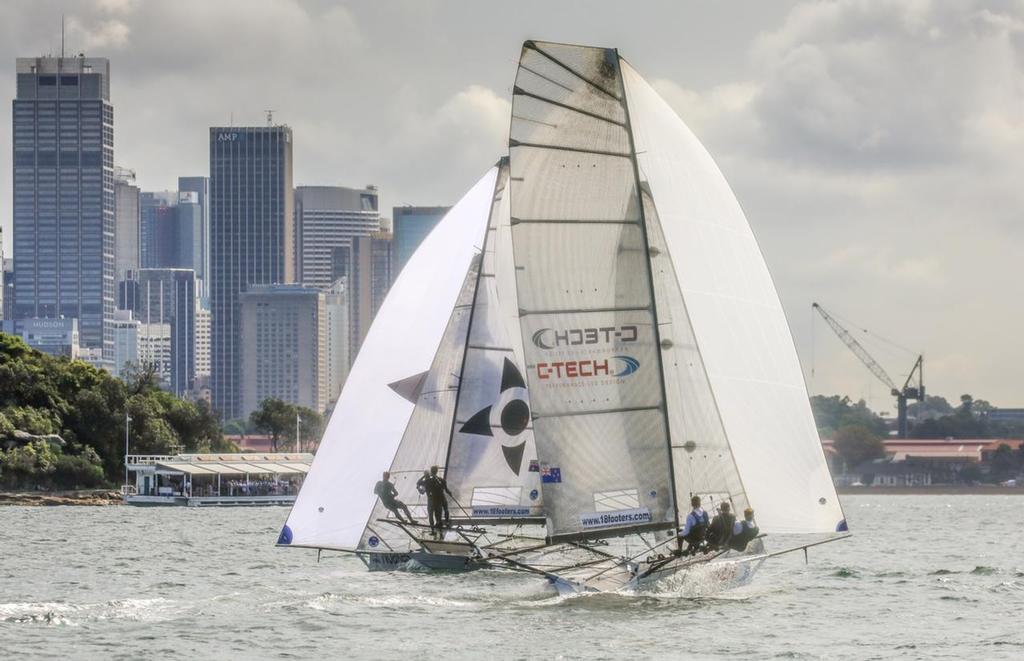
xmin=532 ymin=325 xmax=638 ymax=350
xmin=536 ymin=356 xmax=640 ymax=380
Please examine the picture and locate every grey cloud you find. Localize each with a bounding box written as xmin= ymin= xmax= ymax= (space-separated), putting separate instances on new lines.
xmin=1 ymin=0 xmax=1021 ymax=406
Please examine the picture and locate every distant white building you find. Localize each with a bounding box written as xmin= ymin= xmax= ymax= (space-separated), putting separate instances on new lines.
xmin=1 ymin=317 xmax=79 ymax=358
xmin=194 ymin=301 xmax=210 ymax=382
xmin=323 ymin=278 xmax=349 ymax=405
xmin=239 ymin=284 xmax=327 ymax=417
xmin=138 ymin=322 xmax=172 ymax=384
xmin=112 ymin=309 xmax=140 ymax=378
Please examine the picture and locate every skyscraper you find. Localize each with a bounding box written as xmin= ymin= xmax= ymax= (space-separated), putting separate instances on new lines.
xmin=210 ymin=125 xmax=294 ymax=420
xmin=3 ymin=259 xmax=15 ymax=321
xmin=392 ymin=206 xmax=449 ymax=275
xmin=340 ymin=231 xmax=392 ymax=365
xmin=12 ymin=56 xmax=115 ymax=364
xmin=114 ymin=167 xmax=140 ymax=277
xmin=121 ymin=268 xmax=197 ymax=396
xmin=178 ymin=176 xmax=209 ymax=284
xmin=175 ymin=191 xmax=203 ymax=277
xmin=239 ymin=284 xmax=327 ymax=416
xmin=323 ymin=278 xmax=349 ymax=405
xmin=140 ymin=190 xmax=177 ymax=268
xmin=294 ymin=185 xmax=380 ymax=289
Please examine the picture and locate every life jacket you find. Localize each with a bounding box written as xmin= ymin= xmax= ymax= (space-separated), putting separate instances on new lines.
xmin=730 ymin=520 xmax=759 ymax=551
xmin=684 ymin=509 xmax=708 ymax=542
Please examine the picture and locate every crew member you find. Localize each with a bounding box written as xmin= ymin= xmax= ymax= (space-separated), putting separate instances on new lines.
xmin=706 ymin=501 xmax=736 ymax=551
xmin=421 ymin=465 xmax=452 ymax=536
xmin=373 ymin=471 xmax=414 ymax=523
xmin=679 ymin=495 xmax=709 ymax=555
xmin=729 ymin=507 xmax=759 ymax=552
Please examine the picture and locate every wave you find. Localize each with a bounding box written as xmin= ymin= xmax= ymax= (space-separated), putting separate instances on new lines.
xmin=0 ymin=598 xmax=178 ymax=626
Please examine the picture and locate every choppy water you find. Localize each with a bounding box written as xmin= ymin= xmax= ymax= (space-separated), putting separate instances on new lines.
xmin=1 ymin=495 xmax=1022 ymax=659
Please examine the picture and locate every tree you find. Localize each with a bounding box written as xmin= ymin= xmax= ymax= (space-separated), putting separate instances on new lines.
xmin=908 ymin=395 xmax=953 ymax=421
xmin=810 ymin=395 xmax=888 ymax=438
xmin=1 ymin=332 xmax=238 ymax=487
xmin=284 ymin=406 xmax=323 ymax=452
xmin=990 ymin=444 xmax=1017 ymax=481
xmin=833 ymin=425 xmax=885 ymax=473
xmin=250 ymin=398 xmax=295 ymax=452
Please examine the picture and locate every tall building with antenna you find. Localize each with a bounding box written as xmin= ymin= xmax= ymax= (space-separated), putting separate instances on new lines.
xmin=209 ymin=124 xmax=294 ymax=420
xmin=11 ymin=54 xmax=115 ymax=365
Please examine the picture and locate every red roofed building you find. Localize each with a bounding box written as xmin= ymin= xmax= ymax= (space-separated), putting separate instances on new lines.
xmin=822 ymin=438 xmax=1024 ymax=485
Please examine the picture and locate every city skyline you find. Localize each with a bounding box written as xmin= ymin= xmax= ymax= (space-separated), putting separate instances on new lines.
xmin=0 ymin=2 xmax=1021 ymax=410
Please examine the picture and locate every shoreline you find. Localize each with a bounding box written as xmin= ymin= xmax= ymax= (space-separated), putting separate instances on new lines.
xmin=0 ymin=490 xmax=122 ymax=506
xmin=0 ymin=486 xmax=1021 ymax=506
xmin=837 ymin=485 xmax=1024 ymax=495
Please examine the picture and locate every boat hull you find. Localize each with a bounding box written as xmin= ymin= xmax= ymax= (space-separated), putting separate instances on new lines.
xmin=408 ymin=551 xmax=483 ymax=572
xmin=546 ymin=550 xmax=767 ymax=595
xmin=358 ymin=552 xmax=413 ymax=571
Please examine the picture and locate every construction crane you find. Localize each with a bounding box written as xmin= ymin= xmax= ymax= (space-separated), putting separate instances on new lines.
xmin=812 ymin=303 xmax=924 ymax=438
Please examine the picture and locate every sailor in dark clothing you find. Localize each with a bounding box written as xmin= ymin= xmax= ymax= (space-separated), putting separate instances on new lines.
xmin=419 ymin=465 xmax=452 ymax=536
xmin=729 ymin=507 xmax=759 ymax=552
xmin=373 ymin=471 xmax=414 ymax=523
xmin=679 ymin=495 xmax=709 ymax=556
xmin=706 ymin=501 xmax=736 ymax=551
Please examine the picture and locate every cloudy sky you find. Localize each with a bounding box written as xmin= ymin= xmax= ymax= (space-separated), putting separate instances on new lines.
xmin=2 ymin=0 xmax=1021 ymax=411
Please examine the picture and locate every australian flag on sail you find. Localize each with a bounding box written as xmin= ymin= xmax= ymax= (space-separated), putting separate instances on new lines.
xmin=541 ymin=466 xmax=561 ymax=484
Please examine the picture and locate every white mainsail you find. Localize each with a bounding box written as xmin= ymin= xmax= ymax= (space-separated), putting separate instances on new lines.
xmin=279 ymin=167 xmax=497 ymax=551
xmin=508 ymin=42 xmax=679 ymax=543
xmin=621 ymin=60 xmax=845 ymax=534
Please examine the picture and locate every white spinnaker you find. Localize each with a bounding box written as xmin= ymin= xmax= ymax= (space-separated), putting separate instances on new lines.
xmin=358 ymin=257 xmax=479 ymax=553
xmin=280 ymin=167 xmax=498 ymax=550
xmin=446 ymin=166 xmax=542 ymax=516
xmin=621 ymin=61 xmax=845 ymax=534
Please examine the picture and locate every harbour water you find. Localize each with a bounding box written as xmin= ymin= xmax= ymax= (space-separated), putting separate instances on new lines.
xmin=1 ymin=494 xmax=1021 ymax=659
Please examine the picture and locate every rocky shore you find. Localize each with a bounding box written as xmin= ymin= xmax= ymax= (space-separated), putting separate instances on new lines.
xmin=0 ymin=490 xmax=122 ymax=506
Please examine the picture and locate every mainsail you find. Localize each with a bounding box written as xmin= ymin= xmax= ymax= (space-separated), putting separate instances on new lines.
xmin=508 ymin=42 xmax=679 ymax=543
xmin=278 ymin=167 xmax=497 ymax=551
xmin=507 ymin=40 xmax=845 ymax=545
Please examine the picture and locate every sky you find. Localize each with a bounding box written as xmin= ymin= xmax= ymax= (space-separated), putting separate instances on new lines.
xmin=1 ymin=0 xmax=1022 ymax=412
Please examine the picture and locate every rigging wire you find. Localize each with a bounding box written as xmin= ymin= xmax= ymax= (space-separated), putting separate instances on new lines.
xmin=826 ymin=305 xmax=918 ymax=357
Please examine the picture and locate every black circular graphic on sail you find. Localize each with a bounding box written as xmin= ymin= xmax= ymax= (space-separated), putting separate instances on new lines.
xmin=459 ymin=357 xmax=530 ymax=475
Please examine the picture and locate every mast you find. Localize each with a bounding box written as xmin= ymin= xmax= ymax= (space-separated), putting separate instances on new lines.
xmin=616 ymin=50 xmax=681 ymax=533
xmin=442 ymin=159 xmax=507 ymax=475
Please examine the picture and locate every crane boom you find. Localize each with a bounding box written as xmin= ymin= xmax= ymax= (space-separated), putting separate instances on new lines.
xmin=812 ymin=303 xmax=898 ymax=393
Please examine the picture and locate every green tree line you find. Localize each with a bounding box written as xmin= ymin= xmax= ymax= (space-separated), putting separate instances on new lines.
xmin=0 ymin=333 xmax=235 ymax=490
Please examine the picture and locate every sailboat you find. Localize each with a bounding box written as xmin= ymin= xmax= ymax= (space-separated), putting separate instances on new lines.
xmin=278 ymin=160 xmax=547 ymax=570
xmin=495 ymin=40 xmax=848 ymax=592
xmin=278 ymin=40 xmax=848 ymax=591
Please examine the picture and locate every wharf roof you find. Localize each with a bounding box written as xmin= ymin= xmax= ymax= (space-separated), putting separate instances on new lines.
xmin=821 ymin=438 xmax=1023 ymax=462
xmin=129 ymin=452 xmax=313 ymax=476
